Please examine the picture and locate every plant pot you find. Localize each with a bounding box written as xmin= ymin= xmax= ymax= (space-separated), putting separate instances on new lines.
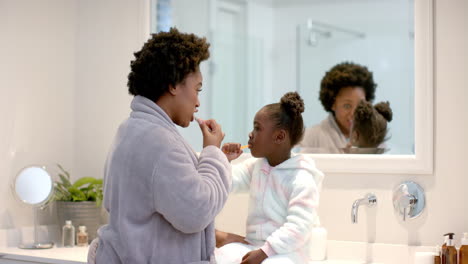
xmin=56 ymin=201 xmax=102 ymax=243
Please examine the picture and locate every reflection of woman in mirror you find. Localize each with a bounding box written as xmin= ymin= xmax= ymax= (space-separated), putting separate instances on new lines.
xmin=344 ymin=101 xmax=393 ymax=154
xmin=216 ymin=92 xmax=324 ymax=264
xmin=299 ymin=62 xmax=377 ymax=153
xmin=92 ymin=28 xmax=231 ymax=264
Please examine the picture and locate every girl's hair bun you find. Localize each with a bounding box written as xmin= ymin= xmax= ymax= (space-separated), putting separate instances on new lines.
xmin=354 ymin=100 xmax=374 ymax=121
xmin=280 ymin=92 xmax=304 ymax=117
xmin=374 ymin=101 xmax=393 ymax=122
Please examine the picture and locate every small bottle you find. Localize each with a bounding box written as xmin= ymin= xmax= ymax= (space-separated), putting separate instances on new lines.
xmin=76 ymin=225 xmax=89 ymax=247
xmin=443 ymin=233 xmax=458 ymax=264
xmin=62 ymin=220 xmax=75 ymax=247
xmin=434 ymin=245 xmax=441 ymax=264
xmin=460 ymin=232 xmax=468 ymax=264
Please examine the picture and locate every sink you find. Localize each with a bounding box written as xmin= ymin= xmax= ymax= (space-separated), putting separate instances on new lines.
xmin=310 ymin=261 xmax=382 ymax=264
xmin=308 ymin=240 xmax=436 ymax=264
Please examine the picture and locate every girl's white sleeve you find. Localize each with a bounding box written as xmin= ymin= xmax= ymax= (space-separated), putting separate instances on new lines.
xmin=261 ymin=169 xmax=320 ymax=256
xmin=231 ymin=158 xmax=257 ymax=193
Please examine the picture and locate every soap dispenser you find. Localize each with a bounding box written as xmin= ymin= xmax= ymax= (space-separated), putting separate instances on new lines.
xmin=442 ymin=233 xmax=457 ymax=264
xmin=442 ymin=234 xmax=449 ymax=263
xmin=460 ymin=232 xmax=468 ymax=264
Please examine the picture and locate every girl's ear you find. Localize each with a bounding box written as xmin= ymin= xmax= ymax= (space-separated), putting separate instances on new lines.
xmin=274 ymin=129 xmax=287 ymax=144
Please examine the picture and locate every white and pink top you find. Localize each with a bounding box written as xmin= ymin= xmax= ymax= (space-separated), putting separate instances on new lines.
xmin=231 ymin=154 xmax=324 ymax=261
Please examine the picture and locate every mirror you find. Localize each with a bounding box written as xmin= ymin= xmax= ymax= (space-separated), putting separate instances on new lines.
xmin=12 ymin=166 xmax=54 ymax=249
xmin=148 ymin=0 xmax=433 ymax=173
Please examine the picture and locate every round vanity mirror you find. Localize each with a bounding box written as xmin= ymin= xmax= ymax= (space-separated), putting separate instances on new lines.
xmin=13 ymin=166 xmax=55 ymax=249
xmin=15 ymin=166 xmax=54 ymax=206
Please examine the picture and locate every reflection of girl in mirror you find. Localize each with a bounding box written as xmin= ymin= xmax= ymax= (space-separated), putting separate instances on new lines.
xmin=345 ymin=100 xmax=393 ymax=154
xmin=216 ymin=92 xmax=324 ymax=264
xmin=299 ymin=62 xmax=377 ymax=153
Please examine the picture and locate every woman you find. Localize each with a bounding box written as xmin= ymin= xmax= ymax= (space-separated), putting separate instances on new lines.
xmin=299 ymin=62 xmax=377 ymax=153
xmin=94 ymin=28 xmax=232 ymax=264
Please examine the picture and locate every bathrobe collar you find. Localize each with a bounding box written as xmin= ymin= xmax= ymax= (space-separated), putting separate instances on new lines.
xmin=130 ymin=95 xmax=179 ymax=132
xmin=129 ymin=95 xmax=199 ymax=158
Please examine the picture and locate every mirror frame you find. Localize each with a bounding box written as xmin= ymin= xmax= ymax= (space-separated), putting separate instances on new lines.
xmin=12 ymin=165 xmax=55 ymax=208
xmin=142 ymin=0 xmax=433 ymax=174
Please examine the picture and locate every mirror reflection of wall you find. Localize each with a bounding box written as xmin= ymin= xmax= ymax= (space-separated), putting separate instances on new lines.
xmin=152 ymin=0 xmax=415 ymax=154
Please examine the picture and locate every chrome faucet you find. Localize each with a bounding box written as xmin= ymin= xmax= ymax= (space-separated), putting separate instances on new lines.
xmin=351 ymin=193 xmax=377 ymax=224
xmin=392 ymin=181 xmax=425 ymax=221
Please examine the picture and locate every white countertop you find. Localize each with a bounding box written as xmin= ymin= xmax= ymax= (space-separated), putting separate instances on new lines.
xmin=0 ymin=246 xmax=374 ymax=264
xmin=0 ymin=245 xmax=87 ymax=264
xmin=0 ymin=238 xmax=437 ymax=264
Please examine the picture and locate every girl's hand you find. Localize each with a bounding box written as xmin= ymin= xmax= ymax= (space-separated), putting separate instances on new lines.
xmin=240 ymin=249 xmax=268 ymax=264
xmin=221 ymin=143 xmax=243 ymax=162
xmin=215 ymin=229 xmax=248 ymax=248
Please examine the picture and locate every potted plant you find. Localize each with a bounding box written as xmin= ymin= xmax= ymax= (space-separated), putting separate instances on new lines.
xmin=54 ymin=164 xmax=104 ymax=242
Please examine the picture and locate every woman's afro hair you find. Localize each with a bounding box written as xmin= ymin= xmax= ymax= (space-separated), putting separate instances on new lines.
xmin=319 ymin=62 xmax=377 ymax=112
xmin=127 ymin=28 xmax=210 ymax=101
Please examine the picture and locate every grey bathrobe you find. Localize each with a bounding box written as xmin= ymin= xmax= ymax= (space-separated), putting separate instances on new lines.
xmin=96 ymin=96 xmax=231 ymax=264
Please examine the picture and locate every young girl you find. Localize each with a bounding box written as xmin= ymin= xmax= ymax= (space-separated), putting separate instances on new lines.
xmin=216 ymin=92 xmax=324 ymax=264
xmin=345 ymin=100 xmax=393 ymax=154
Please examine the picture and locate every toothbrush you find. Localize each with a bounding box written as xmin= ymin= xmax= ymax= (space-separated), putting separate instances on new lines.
xmin=240 ymin=145 xmax=249 ymax=150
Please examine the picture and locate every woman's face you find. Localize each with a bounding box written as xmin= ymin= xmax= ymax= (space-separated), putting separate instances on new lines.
xmin=172 ymin=70 xmax=203 ymax=127
xmin=332 ymin=86 xmax=366 ymax=137
xmin=248 ymin=109 xmax=276 ymax=158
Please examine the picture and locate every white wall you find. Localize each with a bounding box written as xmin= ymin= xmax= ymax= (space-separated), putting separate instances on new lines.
xmin=73 ymin=0 xmax=147 ymax=181
xmin=0 ymin=0 xmax=148 ymax=229
xmin=0 ymin=0 xmax=466 ymax=247
xmin=0 ymin=0 xmax=76 ymax=228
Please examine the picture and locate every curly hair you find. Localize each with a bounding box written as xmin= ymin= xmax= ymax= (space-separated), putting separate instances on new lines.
xmin=127 ymin=28 xmax=210 ymax=101
xmin=264 ymin=92 xmax=305 ymax=146
xmin=353 ymin=100 xmax=393 ymax=148
xmin=319 ymin=62 xmax=377 ymax=112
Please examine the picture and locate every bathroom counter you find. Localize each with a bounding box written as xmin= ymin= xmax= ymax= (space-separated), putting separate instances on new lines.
xmin=0 ymin=246 xmax=87 ymax=264
xmin=0 ymin=240 xmax=436 ymax=264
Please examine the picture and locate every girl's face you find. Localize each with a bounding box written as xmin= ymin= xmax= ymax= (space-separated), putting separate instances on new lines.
xmin=248 ymin=109 xmax=277 ymax=158
xmin=332 ymin=86 xmax=366 ymax=137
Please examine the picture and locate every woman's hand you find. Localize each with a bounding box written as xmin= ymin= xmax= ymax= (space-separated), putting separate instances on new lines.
xmin=197 ymin=118 xmax=225 ymax=148
xmin=215 ymin=229 xmax=248 ymax=248
xmin=221 ymin=143 xmax=243 ymax=162
xmin=240 ymin=249 xmax=268 ymax=264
